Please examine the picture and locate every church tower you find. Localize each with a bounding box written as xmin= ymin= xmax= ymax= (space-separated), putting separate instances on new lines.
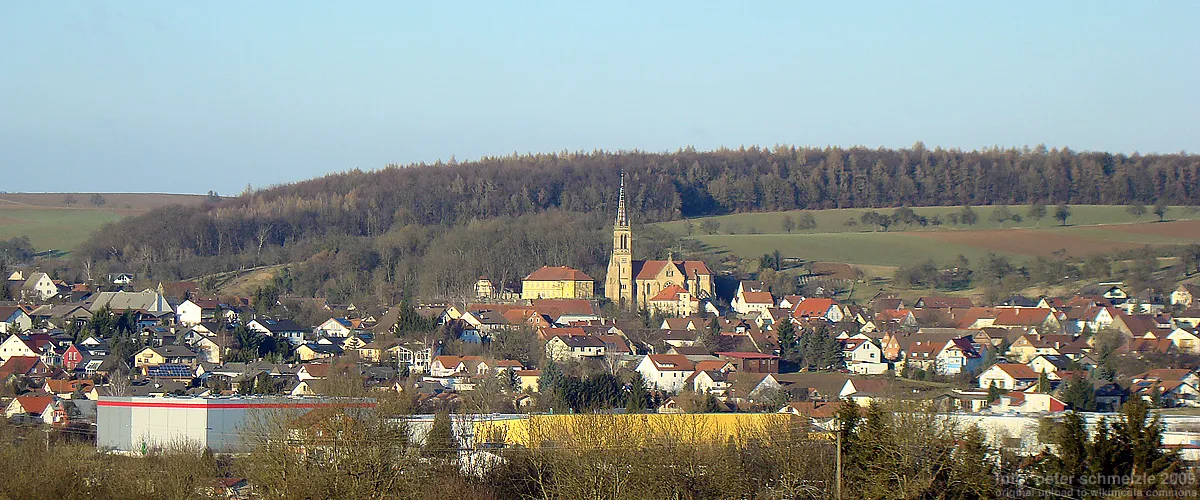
xmin=605 ymin=173 xmax=634 ymax=307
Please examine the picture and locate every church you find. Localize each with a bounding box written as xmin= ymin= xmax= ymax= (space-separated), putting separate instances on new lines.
xmin=605 ymin=174 xmax=713 ymax=310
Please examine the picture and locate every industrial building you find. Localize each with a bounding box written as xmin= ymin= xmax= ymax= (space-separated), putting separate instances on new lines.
xmin=97 ymin=396 xmax=375 ymax=453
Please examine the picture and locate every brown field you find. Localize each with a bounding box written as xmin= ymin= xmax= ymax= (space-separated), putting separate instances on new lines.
xmin=1114 ymin=219 xmax=1200 ymax=238
xmin=915 ymin=221 xmax=1199 ymax=258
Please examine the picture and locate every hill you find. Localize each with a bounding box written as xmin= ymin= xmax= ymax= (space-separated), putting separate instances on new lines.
xmin=71 ymin=146 xmax=1200 ymax=304
xmin=657 ymin=205 xmax=1200 ymax=267
xmin=0 ymin=193 xmax=211 ymax=253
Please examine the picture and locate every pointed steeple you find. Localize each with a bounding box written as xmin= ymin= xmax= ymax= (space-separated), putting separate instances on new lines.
xmin=616 ymin=171 xmax=628 ymax=227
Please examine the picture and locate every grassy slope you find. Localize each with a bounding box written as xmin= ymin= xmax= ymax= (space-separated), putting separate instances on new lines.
xmin=0 ymin=193 xmax=209 ymax=252
xmin=657 ymin=205 xmax=1200 ymax=236
xmin=657 ymin=205 xmax=1200 ymax=268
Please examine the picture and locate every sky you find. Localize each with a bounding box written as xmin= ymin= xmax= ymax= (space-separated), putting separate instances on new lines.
xmin=2 ymin=1 xmax=1197 ymax=194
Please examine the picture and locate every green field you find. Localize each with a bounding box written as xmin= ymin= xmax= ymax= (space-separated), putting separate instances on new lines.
xmin=0 ymin=193 xmax=208 ymax=253
xmin=0 ymin=208 xmax=125 ymax=252
xmin=657 ymin=205 xmax=1200 ymax=268
xmin=657 ymin=205 xmax=1199 ymax=236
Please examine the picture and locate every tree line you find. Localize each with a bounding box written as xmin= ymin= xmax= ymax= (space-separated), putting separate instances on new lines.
xmin=72 ymin=145 xmax=1198 ymax=304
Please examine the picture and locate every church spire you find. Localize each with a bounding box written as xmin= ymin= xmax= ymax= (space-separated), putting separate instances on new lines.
xmin=616 ymin=171 xmax=628 ymax=227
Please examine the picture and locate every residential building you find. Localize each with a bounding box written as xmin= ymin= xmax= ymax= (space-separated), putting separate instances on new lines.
xmin=521 ymin=266 xmax=595 ymax=299
xmin=636 ymin=354 xmax=696 ymax=393
xmin=978 ymin=363 xmax=1041 ymax=390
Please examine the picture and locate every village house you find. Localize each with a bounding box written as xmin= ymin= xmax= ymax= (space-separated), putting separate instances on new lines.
xmin=296 ymin=342 xmax=343 ymax=362
xmin=176 ymin=298 xmax=221 ymax=327
xmin=316 ymin=317 xmax=358 ymax=338
xmin=978 ymin=363 xmax=1041 ymax=391
xmin=248 ymin=318 xmax=308 ymax=345
xmin=791 ymin=298 xmax=844 ymax=323
xmin=1172 ymin=284 xmax=1200 ymax=308
xmin=989 ymin=392 xmax=1067 ymax=414
xmin=521 ymin=266 xmax=595 ymax=300
xmin=1167 ymin=328 xmax=1200 ymax=354
xmin=647 ymin=284 xmax=701 ymax=317
xmin=0 ymin=333 xmax=54 ymax=362
xmin=20 ymin=272 xmax=58 ymax=301
xmin=936 ymin=338 xmax=984 ymax=375
xmin=4 ymin=395 xmax=56 ymax=420
xmin=0 ymin=307 xmax=33 ymax=335
xmin=636 ymin=354 xmax=696 ymax=393
xmin=134 ymin=345 xmax=198 ymax=369
xmin=544 ymin=334 xmax=606 ymax=362
xmin=716 ymin=351 xmax=780 ymax=374
xmin=1027 ymin=354 xmax=1074 ymax=375
xmin=731 ymin=281 xmax=774 ymax=315
xmin=841 ymin=337 xmax=887 ymax=375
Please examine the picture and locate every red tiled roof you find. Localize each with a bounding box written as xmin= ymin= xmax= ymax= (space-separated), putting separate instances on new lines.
xmin=646 ymin=354 xmax=695 ymax=371
xmin=993 ymin=363 xmax=1040 ymax=380
xmin=650 ymin=284 xmax=691 ymax=302
xmin=524 ymin=266 xmax=593 ymax=282
xmin=792 ymin=298 xmax=836 ymax=318
xmin=993 ymin=308 xmax=1053 ymax=327
xmin=741 ymin=291 xmax=774 ymax=304
xmin=13 ymin=395 xmax=54 ymax=414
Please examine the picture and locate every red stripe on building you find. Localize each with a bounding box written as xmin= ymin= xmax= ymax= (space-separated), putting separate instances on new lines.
xmin=97 ymin=401 xmax=376 ymax=409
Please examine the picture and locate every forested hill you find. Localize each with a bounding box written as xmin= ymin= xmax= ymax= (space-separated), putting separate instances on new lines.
xmin=76 ymin=145 xmax=1199 ymax=303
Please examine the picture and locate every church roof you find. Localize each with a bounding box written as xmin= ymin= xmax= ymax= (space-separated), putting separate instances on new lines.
xmin=634 ymin=260 xmax=712 ymax=281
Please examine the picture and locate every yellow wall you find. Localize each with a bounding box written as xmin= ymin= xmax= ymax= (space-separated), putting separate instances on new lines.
xmin=521 ymin=279 xmax=594 ymax=299
xmin=474 ymin=413 xmax=800 ymax=448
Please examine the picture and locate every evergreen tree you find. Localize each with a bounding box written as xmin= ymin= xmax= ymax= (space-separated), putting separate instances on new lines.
xmin=987 ymin=381 xmax=1002 ymax=404
xmin=423 ymin=411 xmax=458 ymax=459
xmin=625 ymin=372 xmax=650 ymax=412
xmin=776 ymin=320 xmax=798 ymax=362
xmin=1036 ymin=372 xmax=1051 ymax=393
xmin=1062 ymin=375 xmax=1096 ymax=411
xmin=0 ymin=259 xmax=9 ymax=300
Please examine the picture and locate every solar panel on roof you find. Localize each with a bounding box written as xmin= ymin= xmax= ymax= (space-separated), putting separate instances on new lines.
xmin=147 ymin=364 xmax=193 ymax=378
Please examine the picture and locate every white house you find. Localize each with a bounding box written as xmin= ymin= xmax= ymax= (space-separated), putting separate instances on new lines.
xmin=396 ymin=342 xmax=435 ymax=374
xmin=978 ymin=363 xmax=1041 ymax=390
xmin=0 ymin=335 xmax=43 ymax=362
xmin=1027 ymin=354 xmax=1073 ymax=375
xmin=1172 ymin=284 xmax=1200 ymax=308
xmin=791 ymin=298 xmax=844 ymax=323
xmin=544 ymin=335 xmax=606 ymax=362
xmin=0 ymin=307 xmax=32 ymax=335
xmin=936 ymin=338 xmax=984 ymax=376
xmin=176 ymin=298 xmax=219 ymax=327
xmin=316 ymin=318 xmax=355 ymax=338
xmin=989 ymin=392 xmax=1067 ymax=414
xmin=636 ymin=354 xmax=696 ymax=393
xmin=248 ymin=318 xmax=307 ymax=345
xmin=21 ymin=272 xmax=58 ymax=301
xmin=842 ymin=337 xmax=888 ymax=375
xmin=1167 ymin=328 xmax=1200 ymax=355
xmin=732 ymin=281 xmax=774 ymax=315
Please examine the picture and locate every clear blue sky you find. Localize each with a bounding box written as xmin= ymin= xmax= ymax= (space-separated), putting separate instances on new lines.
xmin=2 ymin=1 xmax=1197 ymax=194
